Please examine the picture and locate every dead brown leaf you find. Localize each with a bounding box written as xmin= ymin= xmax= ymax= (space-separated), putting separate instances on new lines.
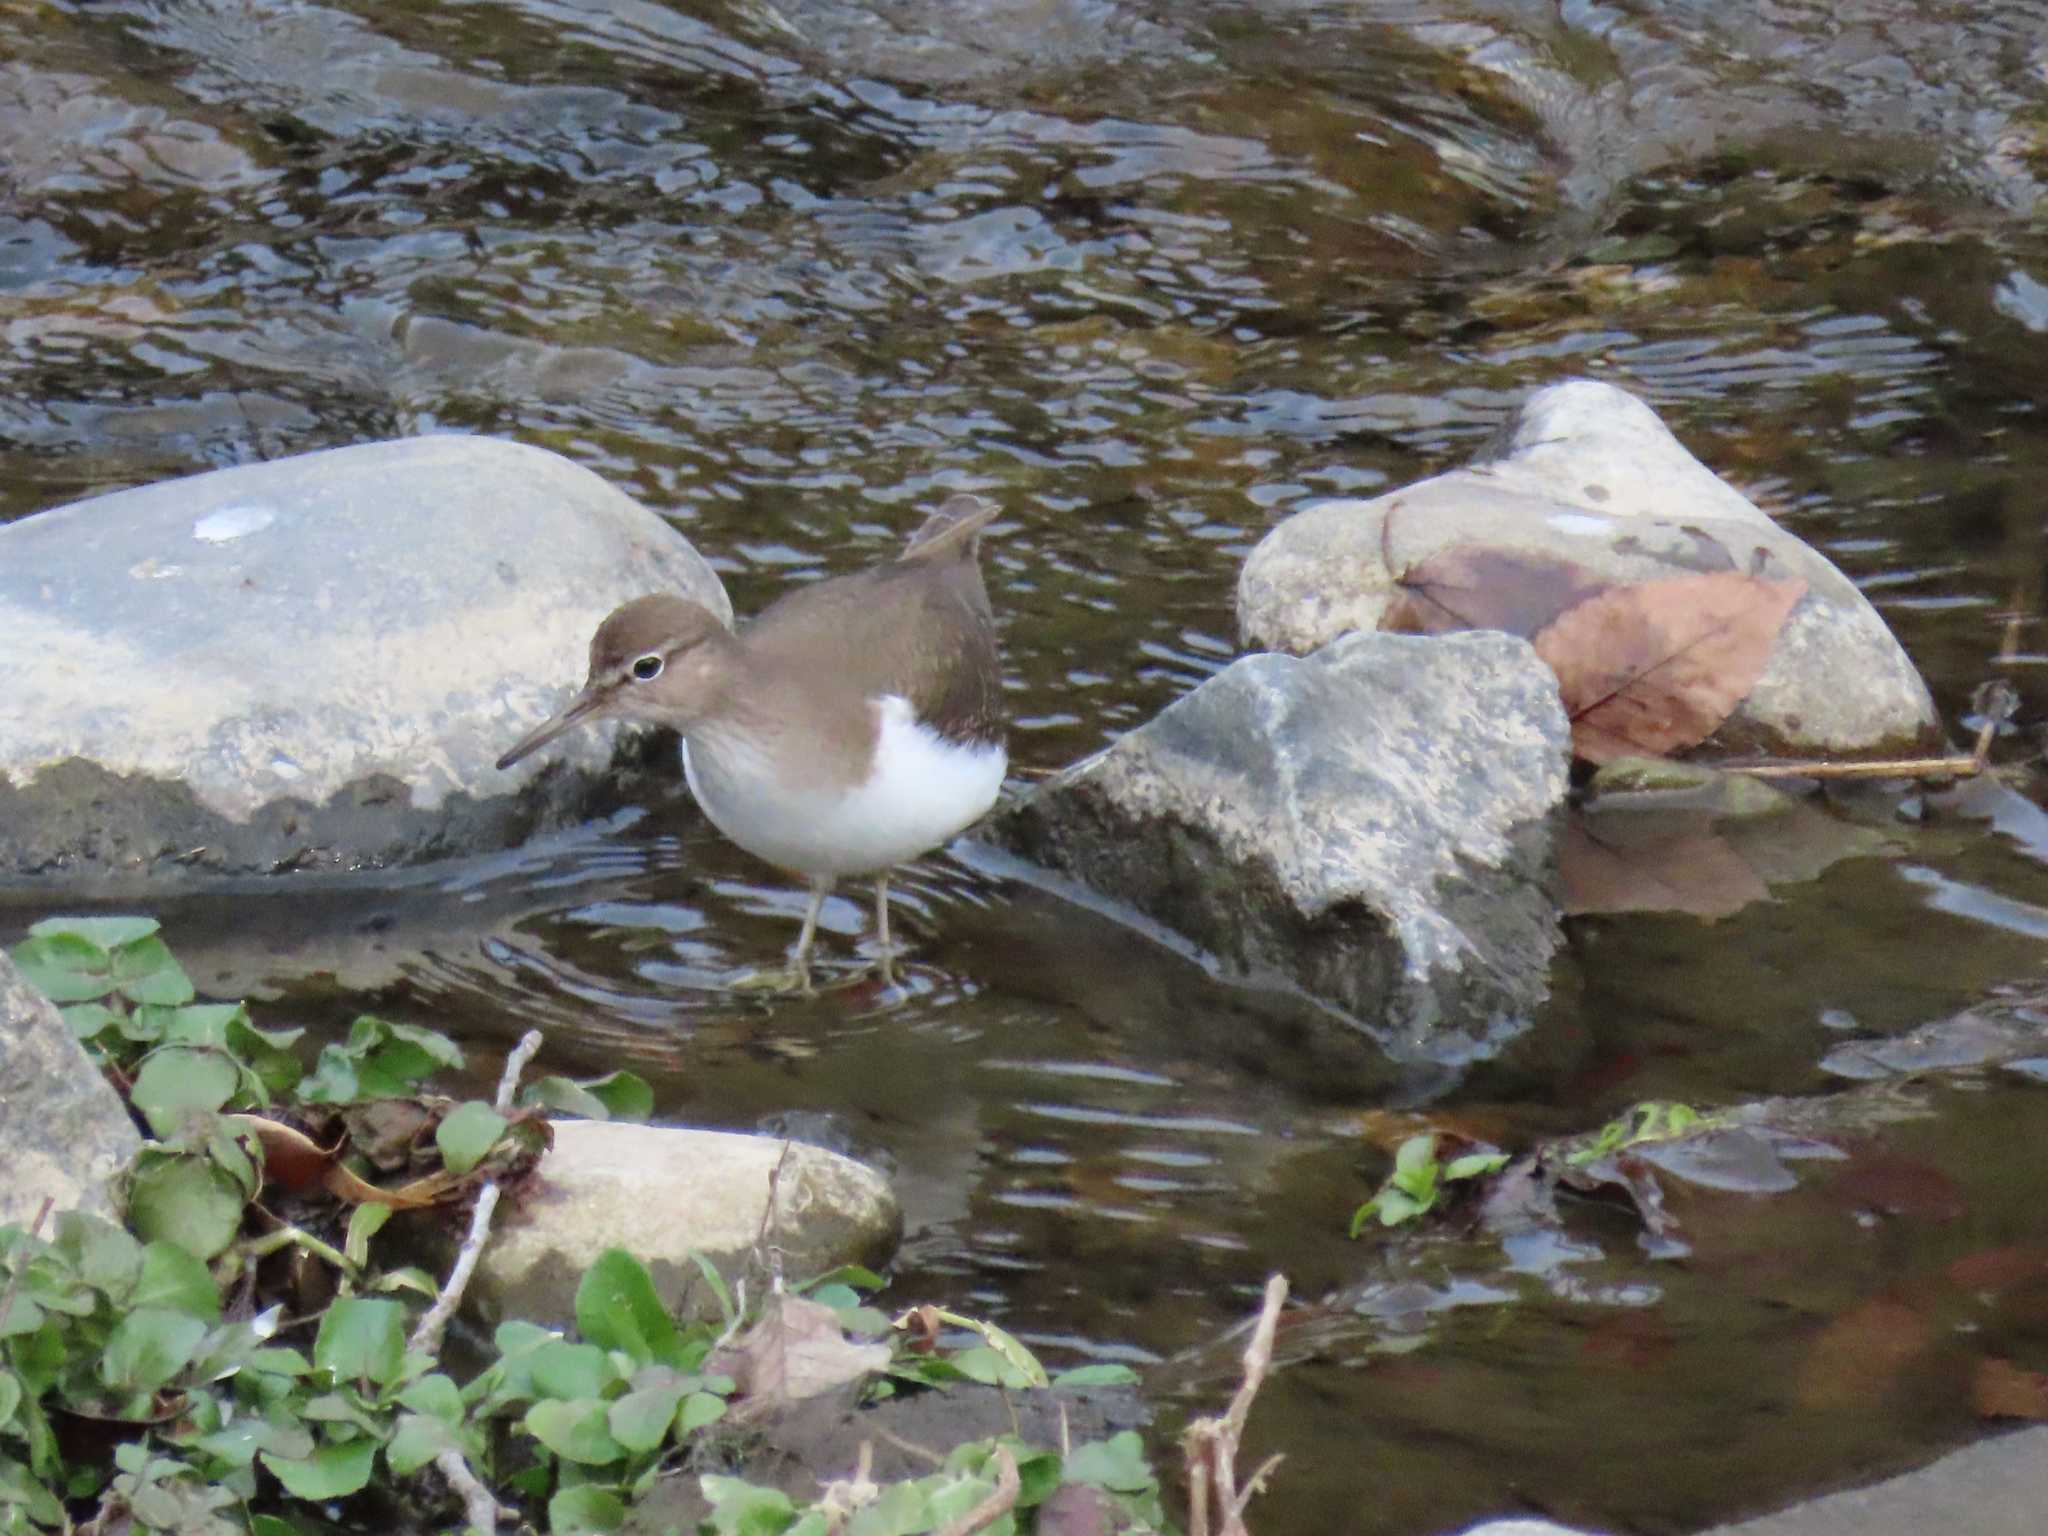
xmin=1795 ymin=1297 xmax=1928 ymax=1410
xmin=223 ymin=1114 xmax=341 ymax=1194
xmin=1385 ymin=545 xmax=1612 ymax=639
xmin=1558 ymin=812 xmax=1770 ymax=920
xmin=708 ymin=1294 xmax=891 ymax=1420
xmin=1534 ymin=570 xmax=1808 ymax=763
xmin=1974 ymin=1357 xmax=2048 ymax=1420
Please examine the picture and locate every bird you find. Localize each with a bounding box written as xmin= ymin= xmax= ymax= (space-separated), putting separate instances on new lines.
xmin=496 ymin=493 xmax=1006 ymax=988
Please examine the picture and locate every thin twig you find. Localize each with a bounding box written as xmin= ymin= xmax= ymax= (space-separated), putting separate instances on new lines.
xmin=1182 ymin=1274 xmax=1288 ymax=1536
xmin=494 ymin=1030 xmax=547 ymax=1113
xmin=1725 ymin=754 xmax=1984 ymax=782
xmin=935 ymin=1445 xmax=1019 ymax=1536
xmin=867 ymin=1422 xmax=947 ymax=1469
xmin=434 ymin=1446 xmax=515 ymax=1532
xmin=403 ymin=1031 xmax=546 ymax=1532
xmin=0 ymin=1198 xmax=54 ymax=1335
xmin=410 ymin=1029 xmax=544 ymax=1356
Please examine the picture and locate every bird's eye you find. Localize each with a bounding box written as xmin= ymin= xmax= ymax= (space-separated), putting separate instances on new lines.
xmin=631 ymin=654 xmax=664 ymax=682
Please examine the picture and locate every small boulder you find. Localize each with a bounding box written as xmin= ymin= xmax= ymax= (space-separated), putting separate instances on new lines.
xmin=457 ymin=1123 xmax=902 ymax=1329
xmin=979 ymin=629 xmax=1571 ymax=1060
xmin=0 ymin=951 xmax=142 ymax=1230
xmin=0 ymin=436 xmax=728 ymax=880
xmin=1238 ymin=379 xmax=1941 ymax=760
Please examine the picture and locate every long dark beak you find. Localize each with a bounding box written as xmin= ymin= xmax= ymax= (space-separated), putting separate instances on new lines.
xmin=496 ymin=685 xmax=612 ymax=770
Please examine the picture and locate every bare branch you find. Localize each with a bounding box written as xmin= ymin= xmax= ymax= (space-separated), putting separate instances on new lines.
xmin=435 ymin=1446 xmax=515 ymax=1533
xmin=935 ymin=1445 xmax=1020 ymax=1536
xmin=410 ymin=1029 xmax=544 ymax=1356
xmin=1182 ymin=1273 xmax=1288 ymax=1536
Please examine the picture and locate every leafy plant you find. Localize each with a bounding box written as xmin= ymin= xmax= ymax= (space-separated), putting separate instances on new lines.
xmin=1564 ymin=1101 xmax=1707 ymax=1166
xmin=1350 ymin=1133 xmax=1509 ymax=1235
xmin=3 ymin=919 xmax=1177 ymax=1536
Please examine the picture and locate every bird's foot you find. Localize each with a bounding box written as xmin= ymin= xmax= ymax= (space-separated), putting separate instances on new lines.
xmin=727 ymin=959 xmax=817 ymax=996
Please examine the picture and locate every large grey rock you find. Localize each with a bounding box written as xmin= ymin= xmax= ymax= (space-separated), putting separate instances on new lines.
xmin=0 ymin=436 xmax=727 ymax=881
xmin=1699 ymin=1425 xmax=2048 ymax=1536
xmin=979 ymin=629 xmax=1571 ymax=1060
xmin=1238 ymin=380 xmax=1941 ymax=760
xmin=0 ymin=951 xmax=141 ymax=1229
xmin=459 ymin=1123 xmax=902 ymax=1330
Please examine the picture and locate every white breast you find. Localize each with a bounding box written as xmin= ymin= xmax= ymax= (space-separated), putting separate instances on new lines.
xmin=683 ymin=694 xmax=1006 ymax=878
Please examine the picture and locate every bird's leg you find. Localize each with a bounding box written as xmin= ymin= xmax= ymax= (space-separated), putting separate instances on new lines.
xmin=790 ymin=876 xmax=833 ymax=990
xmin=872 ymin=873 xmax=897 ymax=984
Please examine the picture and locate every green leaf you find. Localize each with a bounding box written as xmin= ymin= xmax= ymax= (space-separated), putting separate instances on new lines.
xmin=314 ymin=1298 xmax=407 ymax=1387
xmin=130 ymin=1045 xmax=242 ymax=1138
xmin=61 ymin=1001 xmax=123 ymax=1041
xmin=1393 ymin=1134 xmax=1437 ymax=1177
xmin=435 ymin=1101 xmax=509 ymax=1175
xmin=687 ymin=1252 xmax=737 ymax=1328
xmin=1050 ymin=1363 xmax=1141 ymax=1389
xmin=1444 ymin=1150 xmax=1510 ymax=1182
xmin=0 ymin=1370 xmax=21 ymax=1428
xmin=101 ymin=1307 xmax=209 ymax=1395
xmin=51 ymin=1209 xmax=143 ymax=1296
xmin=396 ymin=1372 xmax=463 ymax=1423
xmin=293 ymin=1049 xmax=361 ymax=1105
xmin=552 ymin=1486 xmax=628 ymax=1534
xmin=29 ymin=915 xmax=158 ymax=948
xmin=113 ymin=936 xmax=195 ymax=1006
xmin=607 ymin=1382 xmax=685 ymax=1453
xmin=127 ymin=1150 xmax=247 ymax=1260
xmin=575 ymin=1248 xmax=683 ymax=1369
xmin=524 ymin=1398 xmax=626 ymax=1465
xmin=700 ymin=1478 xmax=797 ymax=1536
xmin=386 ymin=1412 xmax=459 ymax=1476
xmin=520 ymin=1071 xmax=654 ymax=1123
xmin=948 ymin=1347 xmax=1038 ymax=1391
xmin=133 ymin=1241 xmax=222 ymax=1321
xmin=532 ymin=1341 xmax=615 ymax=1401
xmin=915 ymin=1310 xmax=1049 ymax=1389
xmin=344 ymin=1202 xmax=394 ymax=1270
xmin=261 ymin=1437 xmax=377 ymax=1499
xmin=10 ymin=931 xmax=116 ymax=1002
xmin=1063 ymin=1430 xmax=1156 ymax=1493
xmin=678 ymin=1391 xmax=726 ymax=1434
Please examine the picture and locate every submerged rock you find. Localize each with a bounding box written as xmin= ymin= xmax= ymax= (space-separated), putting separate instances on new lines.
xmin=0 ymin=437 xmax=728 ymax=882
xmin=980 ymin=629 xmax=1571 ymax=1061
xmin=0 ymin=952 xmax=141 ymax=1228
xmin=1238 ymin=379 xmax=1941 ymax=761
xmin=453 ymin=1122 xmax=901 ymax=1330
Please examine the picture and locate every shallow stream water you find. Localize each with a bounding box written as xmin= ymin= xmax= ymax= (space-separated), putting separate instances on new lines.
xmin=6 ymin=0 xmax=2048 ymax=1530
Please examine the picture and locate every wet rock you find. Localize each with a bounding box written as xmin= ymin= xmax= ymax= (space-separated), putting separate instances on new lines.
xmin=1238 ymin=380 xmax=1941 ymax=761
xmin=454 ymin=1123 xmax=901 ymax=1331
xmin=0 ymin=436 xmax=728 ymax=882
xmin=625 ymin=1376 xmax=1149 ymax=1536
xmin=0 ymin=951 xmax=141 ymax=1229
xmin=979 ymin=629 xmax=1570 ymax=1061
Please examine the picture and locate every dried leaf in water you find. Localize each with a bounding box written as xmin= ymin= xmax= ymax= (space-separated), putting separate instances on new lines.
xmin=1558 ymin=813 xmax=1769 ymax=920
xmin=1795 ymin=1297 xmax=1928 ymax=1410
xmin=1384 ymin=545 xmax=1612 ymax=639
xmin=709 ymin=1294 xmax=890 ymax=1418
xmin=1974 ymin=1358 xmax=2048 ymax=1420
xmin=1534 ymin=570 xmax=1808 ymax=762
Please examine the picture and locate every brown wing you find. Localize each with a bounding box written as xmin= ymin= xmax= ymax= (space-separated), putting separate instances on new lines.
xmin=742 ymin=552 xmax=1003 ymax=748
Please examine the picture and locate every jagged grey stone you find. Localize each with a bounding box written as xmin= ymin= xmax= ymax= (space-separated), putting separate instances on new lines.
xmin=0 ymin=436 xmax=728 ymax=880
xmin=980 ymin=629 xmax=1571 ymax=1061
xmin=446 ymin=1123 xmax=902 ymax=1329
xmin=0 ymin=951 xmax=141 ymax=1228
xmin=1238 ymin=379 xmax=1941 ymax=760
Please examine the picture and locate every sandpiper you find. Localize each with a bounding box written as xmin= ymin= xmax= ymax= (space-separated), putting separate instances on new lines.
xmin=496 ymin=493 xmax=1006 ymax=986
